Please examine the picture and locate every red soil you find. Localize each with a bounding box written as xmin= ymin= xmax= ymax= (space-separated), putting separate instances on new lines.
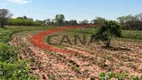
xmin=30 ymin=25 xmax=97 ymax=55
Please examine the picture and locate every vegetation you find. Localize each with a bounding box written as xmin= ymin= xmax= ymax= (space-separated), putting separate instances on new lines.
xmin=91 ymin=17 xmax=106 ymax=25
xmin=79 ymin=19 xmax=89 ymax=25
xmin=55 ymin=14 xmax=65 ymax=26
xmin=0 ymin=9 xmax=12 ymax=28
xmin=122 ymin=30 xmax=142 ymax=40
xmin=117 ymin=13 xmax=142 ymax=30
xmin=0 ymin=26 xmax=53 ymax=42
xmin=0 ymin=26 xmax=53 ymax=80
xmin=91 ymin=21 xmax=121 ymax=47
xmin=8 ymin=18 xmax=44 ymax=26
xmin=0 ymin=43 xmax=38 ymax=80
xmin=0 ymin=8 xmax=142 ymax=79
xmin=68 ymin=20 xmax=78 ymax=25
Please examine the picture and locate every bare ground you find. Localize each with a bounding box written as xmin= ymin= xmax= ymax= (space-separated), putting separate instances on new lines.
xmin=9 ymin=31 xmax=142 ymax=80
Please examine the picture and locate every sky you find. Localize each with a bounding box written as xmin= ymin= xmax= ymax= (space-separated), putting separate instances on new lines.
xmin=0 ymin=0 xmax=142 ymax=21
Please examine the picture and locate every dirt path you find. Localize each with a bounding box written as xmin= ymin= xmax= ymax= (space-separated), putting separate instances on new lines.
xmin=30 ymin=25 xmax=96 ymax=55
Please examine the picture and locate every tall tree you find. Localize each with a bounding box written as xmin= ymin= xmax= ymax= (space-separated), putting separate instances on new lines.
xmin=55 ymin=14 xmax=65 ymax=26
xmin=0 ymin=9 xmax=12 ymax=28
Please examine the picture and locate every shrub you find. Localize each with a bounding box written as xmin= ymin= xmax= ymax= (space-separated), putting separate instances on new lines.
xmin=91 ymin=21 xmax=122 ymax=47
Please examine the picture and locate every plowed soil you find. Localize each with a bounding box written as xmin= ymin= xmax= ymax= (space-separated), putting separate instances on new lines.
xmin=10 ymin=29 xmax=142 ymax=80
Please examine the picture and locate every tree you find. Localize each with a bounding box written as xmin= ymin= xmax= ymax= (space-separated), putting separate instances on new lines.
xmin=79 ymin=19 xmax=88 ymax=25
xmin=91 ymin=17 xmax=106 ymax=25
xmin=68 ymin=20 xmax=78 ymax=25
xmin=23 ymin=16 xmax=28 ymax=19
xmin=64 ymin=20 xmax=69 ymax=25
xmin=117 ymin=16 xmax=126 ymax=24
xmin=44 ymin=19 xmax=51 ymax=25
xmin=35 ymin=20 xmax=46 ymax=26
xmin=17 ymin=16 xmax=33 ymax=20
xmin=91 ymin=21 xmax=121 ymax=47
xmin=136 ymin=13 xmax=142 ymax=21
xmin=55 ymin=14 xmax=65 ymax=26
xmin=117 ymin=13 xmax=142 ymax=30
xmin=0 ymin=9 xmax=12 ymax=28
xmin=17 ymin=17 xmax=24 ymax=19
xmin=117 ymin=14 xmax=138 ymax=30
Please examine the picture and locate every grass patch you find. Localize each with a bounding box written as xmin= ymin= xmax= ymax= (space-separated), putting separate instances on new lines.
xmin=122 ymin=30 xmax=142 ymax=40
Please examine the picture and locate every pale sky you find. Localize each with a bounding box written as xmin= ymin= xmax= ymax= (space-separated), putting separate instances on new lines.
xmin=0 ymin=0 xmax=142 ymax=21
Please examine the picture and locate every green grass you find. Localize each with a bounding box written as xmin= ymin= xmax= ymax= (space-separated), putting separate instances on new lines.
xmin=67 ymin=28 xmax=96 ymax=34
xmin=122 ymin=30 xmax=142 ymax=40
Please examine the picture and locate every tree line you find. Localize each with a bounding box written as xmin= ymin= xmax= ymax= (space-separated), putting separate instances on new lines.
xmin=0 ymin=8 xmax=142 ymax=30
xmin=117 ymin=13 xmax=142 ymax=30
xmin=8 ymin=18 xmax=44 ymax=26
xmin=0 ymin=9 xmax=105 ymax=28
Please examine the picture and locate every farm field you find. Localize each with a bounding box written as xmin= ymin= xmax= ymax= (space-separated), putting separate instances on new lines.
xmin=1 ymin=0 xmax=142 ymax=79
xmin=5 ymin=26 xmax=142 ymax=80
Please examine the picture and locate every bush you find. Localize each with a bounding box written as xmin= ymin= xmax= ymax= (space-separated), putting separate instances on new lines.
xmin=92 ymin=21 xmax=121 ymax=47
